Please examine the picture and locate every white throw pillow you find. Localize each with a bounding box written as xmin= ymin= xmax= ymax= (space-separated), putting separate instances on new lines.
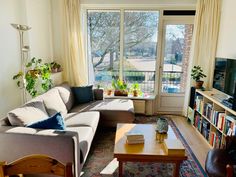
xmin=41 ymin=88 xmax=67 ymax=117
xmin=8 ymin=101 xmax=49 ymax=126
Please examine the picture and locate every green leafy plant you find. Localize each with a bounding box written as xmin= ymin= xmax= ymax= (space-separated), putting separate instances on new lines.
xmin=50 ymin=61 xmax=62 ymax=73
xmin=191 ymin=65 xmax=206 ymax=81
xmin=13 ymin=57 xmax=53 ymax=97
xmin=130 ymin=82 xmax=142 ymax=96
xmin=130 ymin=82 xmax=140 ymax=91
xmin=112 ymin=79 xmax=127 ymax=91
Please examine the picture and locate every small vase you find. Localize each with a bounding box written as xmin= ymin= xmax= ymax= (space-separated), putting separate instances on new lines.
xmin=156 ymin=117 xmax=169 ymax=133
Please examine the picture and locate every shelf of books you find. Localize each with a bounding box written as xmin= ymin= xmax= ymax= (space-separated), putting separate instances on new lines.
xmin=189 ymin=89 xmax=236 ymax=149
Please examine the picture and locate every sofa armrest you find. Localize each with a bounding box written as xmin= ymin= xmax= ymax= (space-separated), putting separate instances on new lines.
xmin=0 ymin=126 xmax=80 ymax=177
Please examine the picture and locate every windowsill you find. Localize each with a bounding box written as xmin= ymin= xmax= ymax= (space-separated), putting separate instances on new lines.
xmin=104 ymin=93 xmax=156 ymax=100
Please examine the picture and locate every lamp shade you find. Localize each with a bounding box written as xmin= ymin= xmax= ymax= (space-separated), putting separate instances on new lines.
xmin=11 ymin=24 xmax=31 ymax=31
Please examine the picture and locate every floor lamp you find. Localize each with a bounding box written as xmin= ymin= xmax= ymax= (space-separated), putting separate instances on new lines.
xmin=11 ymin=23 xmax=31 ymax=103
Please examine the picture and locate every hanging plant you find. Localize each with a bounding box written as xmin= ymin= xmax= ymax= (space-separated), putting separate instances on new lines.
xmin=13 ymin=57 xmax=53 ymax=97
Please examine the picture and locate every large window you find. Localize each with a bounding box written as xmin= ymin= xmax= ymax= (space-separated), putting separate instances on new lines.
xmin=124 ymin=11 xmax=159 ymax=93
xmin=87 ymin=10 xmax=159 ymax=93
xmin=87 ymin=10 xmax=120 ymax=87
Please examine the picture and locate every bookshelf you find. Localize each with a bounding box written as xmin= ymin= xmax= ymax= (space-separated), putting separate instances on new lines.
xmin=187 ymin=89 xmax=236 ymax=149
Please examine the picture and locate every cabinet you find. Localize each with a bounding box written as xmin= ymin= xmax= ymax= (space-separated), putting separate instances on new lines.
xmin=104 ymin=94 xmax=156 ymax=115
xmin=188 ymin=89 xmax=236 ymax=149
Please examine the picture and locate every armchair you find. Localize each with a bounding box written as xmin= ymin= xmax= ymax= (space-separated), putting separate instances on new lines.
xmin=205 ymin=136 xmax=236 ymax=177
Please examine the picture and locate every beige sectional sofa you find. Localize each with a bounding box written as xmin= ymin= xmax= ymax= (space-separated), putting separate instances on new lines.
xmin=0 ymin=83 xmax=134 ymax=177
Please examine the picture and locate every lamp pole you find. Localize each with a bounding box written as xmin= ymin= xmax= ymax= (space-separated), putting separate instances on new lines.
xmin=11 ymin=24 xmax=31 ymax=103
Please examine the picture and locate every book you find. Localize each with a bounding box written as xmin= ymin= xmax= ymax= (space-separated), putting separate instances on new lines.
xmin=126 ymin=139 xmax=144 ymax=144
xmin=163 ymin=139 xmax=185 ymax=156
xmin=217 ymin=113 xmax=225 ymax=131
xmin=126 ymin=131 xmax=144 ymax=141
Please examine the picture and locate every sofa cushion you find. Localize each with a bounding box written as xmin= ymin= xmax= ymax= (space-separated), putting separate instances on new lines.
xmin=64 ymin=111 xmax=99 ymax=133
xmin=55 ymin=82 xmax=74 ymax=111
xmin=7 ymin=101 xmax=49 ymax=126
xmin=70 ymin=99 xmax=135 ymax=127
xmin=72 ymin=85 xmax=93 ymax=104
xmin=27 ymin=112 xmax=66 ymax=130
xmin=40 ymin=88 xmax=67 ymax=117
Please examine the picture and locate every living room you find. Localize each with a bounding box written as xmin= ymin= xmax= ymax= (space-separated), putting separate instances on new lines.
xmin=0 ymin=0 xmax=236 ymax=177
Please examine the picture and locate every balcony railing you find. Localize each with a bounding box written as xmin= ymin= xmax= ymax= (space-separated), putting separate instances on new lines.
xmin=162 ymin=70 xmax=184 ymax=93
xmin=94 ymin=70 xmax=184 ymax=93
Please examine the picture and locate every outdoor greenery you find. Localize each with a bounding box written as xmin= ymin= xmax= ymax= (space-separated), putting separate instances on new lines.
xmin=13 ymin=57 xmax=53 ymax=97
xmin=191 ymin=65 xmax=206 ymax=81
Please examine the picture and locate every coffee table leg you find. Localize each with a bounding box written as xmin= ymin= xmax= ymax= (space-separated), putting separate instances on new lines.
xmin=174 ymin=162 xmax=180 ymax=177
xmin=118 ymin=161 xmax=123 ymax=177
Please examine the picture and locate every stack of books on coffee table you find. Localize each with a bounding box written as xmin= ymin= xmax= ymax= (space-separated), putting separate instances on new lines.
xmin=126 ymin=131 xmax=144 ymax=144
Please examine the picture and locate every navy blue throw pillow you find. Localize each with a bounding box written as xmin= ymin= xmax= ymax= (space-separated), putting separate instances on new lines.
xmin=27 ymin=112 xmax=66 ymax=130
xmin=72 ymin=85 xmax=93 ymax=104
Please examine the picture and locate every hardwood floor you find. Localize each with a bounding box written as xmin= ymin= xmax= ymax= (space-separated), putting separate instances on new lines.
xmin=170 ymin=115 xmax=211 ymax=169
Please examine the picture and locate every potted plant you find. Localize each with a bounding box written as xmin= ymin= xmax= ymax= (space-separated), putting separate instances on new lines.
xmin=112 ymin=79 xmax=128 ymax=96
xmin=191 ymin=65 xmax=207 ymax=89
xmin=130 ymin=82 xmax=141 ymax=97
xmin=50 ymin=61 xmax=62 ymax=73
xmin=13 ymin=57 xmax=53 ymax=97
xmin=94 ymin=84 xmax=104 ymax=100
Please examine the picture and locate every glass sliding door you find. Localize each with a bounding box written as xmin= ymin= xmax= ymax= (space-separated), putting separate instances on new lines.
xmin=87 ymin=10 xmax=120 ymax=87
xmin=124 ymin=11 xmax=159 ymax=93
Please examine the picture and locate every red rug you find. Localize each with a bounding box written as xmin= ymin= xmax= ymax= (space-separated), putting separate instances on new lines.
xmin=82 ymin=116 xmax=207 ymax=177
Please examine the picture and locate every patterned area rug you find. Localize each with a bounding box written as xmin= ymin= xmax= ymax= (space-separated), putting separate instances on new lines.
xmin=82 ymin=115 xmax=207 ymax=177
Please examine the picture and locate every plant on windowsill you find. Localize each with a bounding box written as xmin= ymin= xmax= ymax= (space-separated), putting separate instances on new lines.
xmin=191 ymin=65 xmax=207 ymax=89
xmin=130 ymin=82 xmax=141 ymax=97
xmin=13 ymin=57 xmax=53 ymax=97
xmin=94 ymin=84 xmax=104 ymax=100
xmin=112 ymin=79 xmax=128 ymax=96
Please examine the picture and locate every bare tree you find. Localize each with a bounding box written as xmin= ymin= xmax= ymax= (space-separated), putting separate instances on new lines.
xmin=88 ymin=11 xmax=158 ymax=69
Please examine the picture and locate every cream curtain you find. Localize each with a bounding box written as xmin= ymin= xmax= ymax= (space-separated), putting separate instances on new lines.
xmin=183 ymin=0 xmax=221 ymax=115
xmin=62 ymin=0 xmax=87 ymax=86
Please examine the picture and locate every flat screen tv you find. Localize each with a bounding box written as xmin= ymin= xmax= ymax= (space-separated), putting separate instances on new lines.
xmin=213 ymin=58 xmax=236 ymax=97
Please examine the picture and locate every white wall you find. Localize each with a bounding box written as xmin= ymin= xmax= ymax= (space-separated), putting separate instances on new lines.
xmin=25 ymin=0 xmax=53 ymax=61
xmin=216 ymin=0 xmax=236 ymax=59
xmin=0 ymin=0 xmax=53 ymax=118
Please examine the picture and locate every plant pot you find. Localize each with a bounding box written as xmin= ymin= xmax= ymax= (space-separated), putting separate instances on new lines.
xmin=195 ymin=81 xmax=204 ymax=89
xmin=133 ymin=90 xmax=138 ymax=97
xmin=114 ymin=90 xmax=128 ymax=96
xmin=94 ymin=89 xmax=103 ymax=100
xmin=107 ymin=89 xmax=112 ymax=96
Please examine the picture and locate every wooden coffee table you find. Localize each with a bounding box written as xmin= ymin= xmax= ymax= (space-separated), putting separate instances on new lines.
xmin=114 ymin=123 xmax=187 ymax=177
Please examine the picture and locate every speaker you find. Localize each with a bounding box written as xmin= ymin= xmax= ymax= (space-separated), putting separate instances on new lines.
xmin=189 ymin=87 xmax=196 ymax=109
xmin=232 ymin=83 xmax=236 ymax=111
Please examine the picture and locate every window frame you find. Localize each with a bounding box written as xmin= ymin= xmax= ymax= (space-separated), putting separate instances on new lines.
xmin=82 ymin=4 xmax=195 ymax=95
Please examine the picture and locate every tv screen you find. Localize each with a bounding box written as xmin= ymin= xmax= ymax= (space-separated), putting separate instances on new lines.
xmin=213 ymin=58 xmax=236 ymax=97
